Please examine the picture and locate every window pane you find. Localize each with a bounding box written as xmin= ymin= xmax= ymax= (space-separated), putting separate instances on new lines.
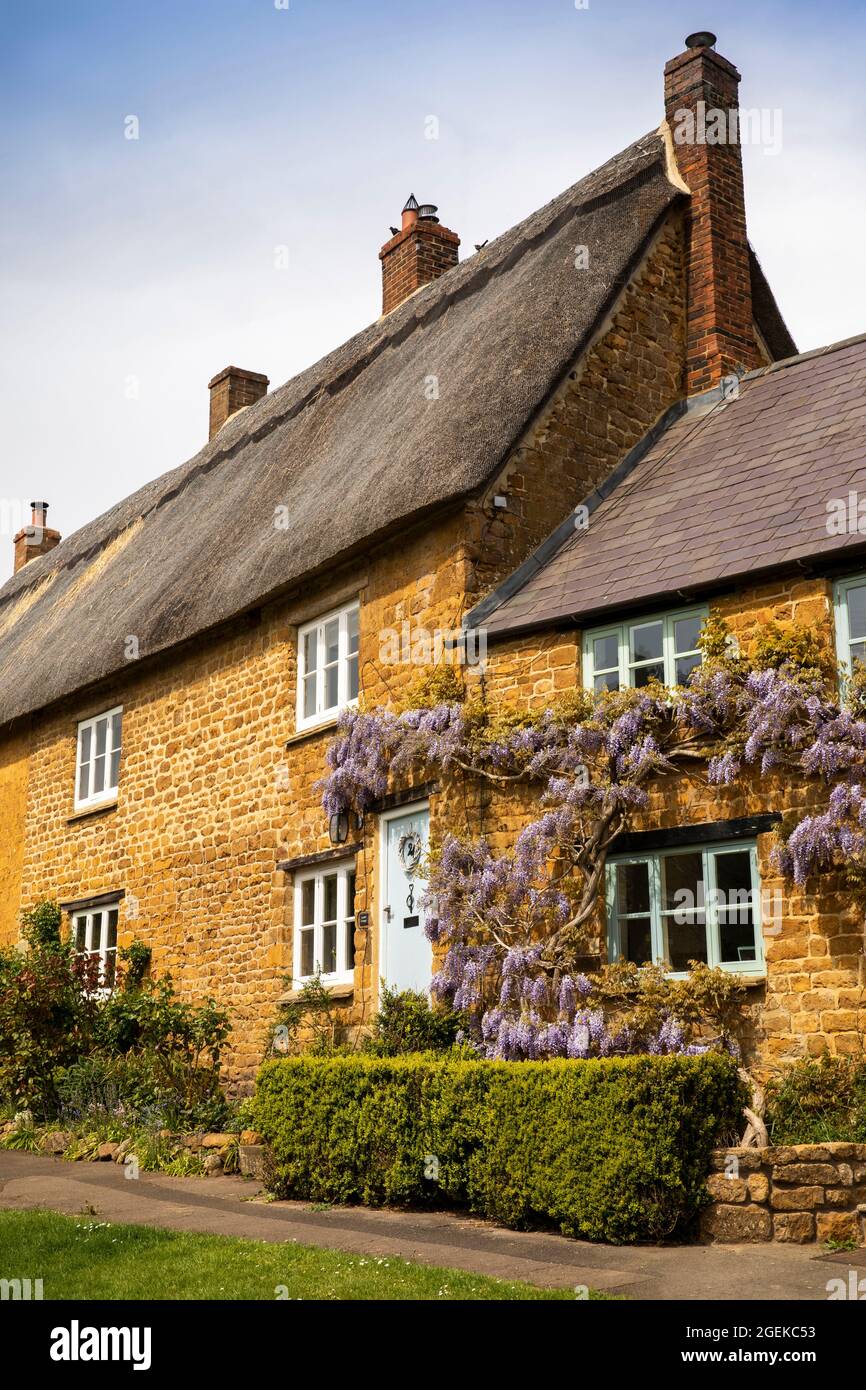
xmin=322 ymin=922 xmax=337 ymax=974
xmin=325 ymin=663 xmax=339 ymax=709
xmin=714 ymin=850 xmax=752 ymax=901
xmin=675 ymin=653 xmax=702 ymax=685
xmin=322 ymin=874 xmax=337 ymax=922
xmin=73 ymin=916 xmax=86 ymax=952
xmin=78 ymin=727 xmax=92 ymax=801
xmin=616 ymin=862 xmax=650 ymax=916
xmin=106 ymin=909 xmax=118 ymax=950
xmin=300 ymin=928 xmax=314 ymax=977
xmin=630 ymin=621 xmax=663 ymax=663
xmin=86 ymin=914 xmax=99 ymax=953
xmin=594 ymin=671 xmax=619 ymax=693
xmin=662 ymin=853 xmax=703 ymax=913
xmin=851 ymin=640 xmax=866 ymax=668
xmin=324 ymin=619 xmax=340 ymax=666
xmin=673 ymin=615 xmax=703 ymax=653
xmin=303 ymin=628 xmax=318 ymax=674
xmin=92 ymin=720 xmax=107 ymax=794
xmin=78 ymin=725 xmax=92 ymax=764
xmin=347 ymin=607 xmax=359 ymax=655
xmin=593 ymin=634 xmax=619 ymax=671
xmin=633 ymin=661 xmax=664 ymax=688
xmin=620 ymin=916 xmax=652 ymax=965
xmin=714 ymin=851 xmax=757 ymax=963
xmin=346 ymin=871 xmax=356 ymax=972
xmin=664 ymin=914 xmax=708 ymax=971
xmin=303 ymin=672 xmax=317 ymax=719
xmin=347 ymin=654 xmax=359 ymax=701
xmin=847 ymin=584 xmax=866 ymax=641
xmin=301 ymin=880 xmax=315 ymax=926
xmin=109 ymin=712 xmax=122 ymax=787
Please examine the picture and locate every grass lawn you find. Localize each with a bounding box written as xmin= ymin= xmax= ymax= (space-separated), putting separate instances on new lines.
xmin=0 ymin=1210 xmax=592 ymax=1301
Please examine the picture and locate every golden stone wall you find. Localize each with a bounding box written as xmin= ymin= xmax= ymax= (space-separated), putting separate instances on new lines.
xmin=478 ymin=576 xmax=865 ymax=1075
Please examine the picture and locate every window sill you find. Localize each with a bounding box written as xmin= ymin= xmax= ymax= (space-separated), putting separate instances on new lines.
xmin=662 ymin=970 xmax=766 ymax=986
xmin=278 ymin=980 xmax=354 ymax=1005
xmin=67 ymin=799 xmax=118 ymax=825
xmin=285 ymin=717 xmax=340 ymax=748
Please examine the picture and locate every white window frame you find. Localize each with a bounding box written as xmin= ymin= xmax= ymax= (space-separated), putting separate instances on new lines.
xmin=833 ymin=573 xmax=866 ymax=681
xmin=74 ymin=706 xmax=123 ymax=811
xmin=606 ymin=840 xmax=764 ymax=978
xmin=293 ymin=860 xmax=356 ymax=986
xmin=71 ymin=903 xmax=120 ymax=995
xmin=583 ymin=605 xmax=708 ymax=692
xmin=295 ymin=602 xmax=360 ymax=731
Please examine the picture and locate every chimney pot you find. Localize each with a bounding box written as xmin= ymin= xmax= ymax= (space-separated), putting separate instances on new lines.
xmin=208 ymin=365 xmax=269 ymax=440
xmin=685 ymin=31 xmax=717 ymax=49
xmin=380 ymin=196 xmax=460 ymax=315
xmin=13 ymin=499 xmax=61 ymax=575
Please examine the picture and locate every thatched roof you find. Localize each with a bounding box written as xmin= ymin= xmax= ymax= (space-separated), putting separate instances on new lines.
xmin=0 ymin=127 xmax=793 ymax=727
xmin=476 ymin=334 xmax=866 ymax=638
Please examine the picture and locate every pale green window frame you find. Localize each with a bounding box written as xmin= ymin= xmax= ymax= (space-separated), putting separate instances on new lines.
xmin=582 ymin=605 xmax=708 ymax=692
xmin=605 ymin=840 xmax=764 ymax=978
xmin=833 ymin=573 xmax=866 ymax=683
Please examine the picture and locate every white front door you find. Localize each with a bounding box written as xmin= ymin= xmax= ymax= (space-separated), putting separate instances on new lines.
xmin=381 ymin=802 xmax=432 ymax=994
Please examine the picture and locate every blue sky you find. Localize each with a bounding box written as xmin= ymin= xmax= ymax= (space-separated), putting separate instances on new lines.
xmin=1 ymin=0 xmax=865 ymax=544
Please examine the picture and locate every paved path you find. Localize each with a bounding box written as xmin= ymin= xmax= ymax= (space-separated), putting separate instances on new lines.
xmin=0 ymin=1150 xmax=861 ymax=1299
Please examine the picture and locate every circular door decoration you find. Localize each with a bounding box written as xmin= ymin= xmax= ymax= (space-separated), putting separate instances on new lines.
xmin=398 ymin=829 xmax=424 ymax=874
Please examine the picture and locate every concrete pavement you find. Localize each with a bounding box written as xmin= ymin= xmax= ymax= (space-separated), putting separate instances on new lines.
xmin=0 ymin=1149 xmax=861 ymax=1300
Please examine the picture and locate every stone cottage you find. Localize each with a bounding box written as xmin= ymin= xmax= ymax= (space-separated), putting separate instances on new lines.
xmin=2 ymin=33 xmax=859 ymax=1081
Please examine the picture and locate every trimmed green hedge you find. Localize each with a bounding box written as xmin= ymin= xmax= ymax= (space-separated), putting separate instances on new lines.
xmin=254 ymin=1053 xmax=746 ymax=1244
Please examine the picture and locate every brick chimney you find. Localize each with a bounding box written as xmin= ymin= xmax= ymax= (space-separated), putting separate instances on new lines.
xmin=379 ymin=196 xmax=460 ymax=315
xmin=208 ymin=366 xmax=269 ymax=440
xmin=664 ymin=33 xmax=761 ymax=394
xmin=14 ymin=502 xmax=61 ymax=574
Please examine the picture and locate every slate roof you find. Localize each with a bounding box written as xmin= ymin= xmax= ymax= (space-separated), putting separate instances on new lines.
xmin=476 ymin=334 xmax=866 ymax=638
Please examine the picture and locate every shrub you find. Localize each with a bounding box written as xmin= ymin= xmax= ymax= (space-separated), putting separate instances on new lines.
xmin=0 ymin=899 xmax=231 ymax=1125
xmin=0 ymin=906 xmax=99 ymax=1113
xmin=19 ymin=898 xmax=63 ymax=949
xmin=363 ymin=987 xmax=463 ymax=1057
xmin=765 ymin=1055 xmax=866 ymax=1144
xmin=254 ymin=1053 xmax=746 ymax=1243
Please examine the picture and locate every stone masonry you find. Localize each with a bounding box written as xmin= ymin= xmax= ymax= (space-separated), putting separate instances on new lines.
xmin=703 ymin=1144 xmax=866 ymax=1245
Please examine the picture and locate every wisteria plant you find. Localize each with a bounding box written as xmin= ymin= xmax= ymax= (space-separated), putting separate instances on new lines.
xmin=321 ymin=616 xmax=865 ymax=1064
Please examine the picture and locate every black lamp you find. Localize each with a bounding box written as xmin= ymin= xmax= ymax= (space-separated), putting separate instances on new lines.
xmin=328 ymin=811 xmax=350 ymax=845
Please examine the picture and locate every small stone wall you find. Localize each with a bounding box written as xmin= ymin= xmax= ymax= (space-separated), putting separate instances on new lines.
xmin=702 ymin=1144 xmax=866 ymax=1245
